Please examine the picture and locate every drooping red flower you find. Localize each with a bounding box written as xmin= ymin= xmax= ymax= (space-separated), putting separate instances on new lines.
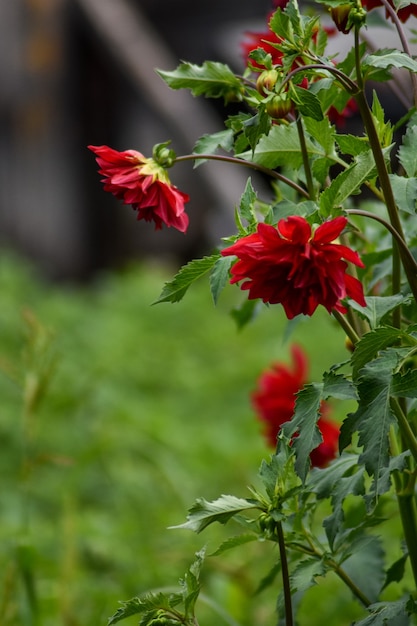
xmin=252 ymin=345 xmax=339 ymax=467
xmin=88 ymin=145 xmax=189 ymax=232
xmin=221 ymin=215 xmax=366 ymax=319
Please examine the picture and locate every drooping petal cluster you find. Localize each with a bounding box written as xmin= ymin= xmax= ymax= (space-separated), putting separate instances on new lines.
xmin=252 ymin=345 xmax=339 ymax=467
xmin=88 ymin=145 xmax=189 ymax=232
xmin=221 ymin=215 xmax=366 ymax=319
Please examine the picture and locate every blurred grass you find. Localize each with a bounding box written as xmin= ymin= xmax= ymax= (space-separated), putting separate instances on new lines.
xmin=0 ymin=252 xmax=373 ymax=625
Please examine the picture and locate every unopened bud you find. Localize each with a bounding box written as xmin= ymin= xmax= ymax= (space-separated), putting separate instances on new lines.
xmin=265 ymin=93 xmax=292 ymax=119
xmin=256 ymin=69 xmax=280 ymax=96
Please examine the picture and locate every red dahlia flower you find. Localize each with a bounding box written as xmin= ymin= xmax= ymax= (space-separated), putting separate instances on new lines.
xmin=221 ymin=215 xmax=366 ymax=319
xmin=252 ymin=345 xmax=339 ymax=467
xmin=88 ymin=145 xmax=189 ymax=232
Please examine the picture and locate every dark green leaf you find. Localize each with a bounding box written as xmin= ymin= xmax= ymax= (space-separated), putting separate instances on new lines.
xmin=293 ymin=86 xmax=324 ymax=121
xmin=108 ymin=592 xmax=182 ymax=625
xmin=382 ymin=553 xmax=408 ymax=591
xmin=193 ymin=130 xmax=234 ymax=166
xmin=351 ymin=327 xmax=405 ymax=378
xmin=282 ymin=383 xmax=324 ymax=482
xmin=209 ymin=256 xmax=234 ymax=305
xmin=391 ymin=369 xmax=417 ymax=398
xmin=182 ymin=548 xmax=205 ymax=617
xmin=323 ymin=468 xmax=366 ymax=547
xmin=154 ymin=255 xmax=219 ymax=304
xmin=290 ymin=557 xmax=326 ymax=594
xmin=335 ymin=134 xmax=370 ymax=156
xmin=230 ymin=298 xmax=263 ymax=330
xmin=323 ymin=370 xmax=357 ymax=400
xmin=342 ymin=535 xmax=385 ymax=603
xmin=238 ymin=177 xmax=258 ymax=224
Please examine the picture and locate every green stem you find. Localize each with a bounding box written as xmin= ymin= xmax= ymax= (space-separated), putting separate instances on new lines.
xmin=325 ymin=557 xmax=372 ymax=607
xmin=276 ymin=522 xmax=294 ymax=626
xmin=295 ymin=117 xmax=315 ymax=200
xmin=174 ymin=153 xmax=310 ymax=198
xmin=397 ymin=493 xmax=417 ymax=590
xmin=390 ymin=397 xmax=417 ymax=465
xmin=332 ymin=309 xmax=361 ymax=345
xmin=353 ymin=91 xmax=417 ymax=302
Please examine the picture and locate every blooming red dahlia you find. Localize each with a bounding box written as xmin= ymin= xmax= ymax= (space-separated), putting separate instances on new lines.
xmin=221 ymin=215 xmax=366 ymax=319
xmin=252 ymin=345 xmax=339 ymax=467
xmin=88 ymin=145 xmax=189 ymax=232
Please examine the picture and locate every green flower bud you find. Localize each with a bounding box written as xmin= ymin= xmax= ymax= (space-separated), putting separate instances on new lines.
xmin=256 ymin=69 xmax=280 ymax=96
xmin=153 ymin=141 xmax=176 ymax=168
xmin=265 ymin=94 xmax=292 ymax=120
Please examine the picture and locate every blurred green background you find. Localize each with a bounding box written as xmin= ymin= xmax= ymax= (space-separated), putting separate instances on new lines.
xmin=0 ymin=252 xmax=375 ymax=626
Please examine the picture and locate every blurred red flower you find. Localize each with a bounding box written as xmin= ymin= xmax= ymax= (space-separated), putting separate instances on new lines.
xmin=221 ymin=215 xmax=366 ymax=319
xmin=88 ymin=145 xmax=189 ymax=232
xmin=363 ymin=0 xmax=417 ymax=21
xmin=252 ymin=345 xmax=339 ymax=467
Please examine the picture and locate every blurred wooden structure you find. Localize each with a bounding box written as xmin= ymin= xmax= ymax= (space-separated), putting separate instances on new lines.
xmin=0 ymin=0 xmax=269 ymax=279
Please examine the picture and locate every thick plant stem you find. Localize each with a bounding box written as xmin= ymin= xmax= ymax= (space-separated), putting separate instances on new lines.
xmin=390 ymin=398 xmax=417 ymax=465
xmin=295 ymin=117 xmax=315 ymax=200
xmin=175 ymin=153 xmax=310 ymax=198
xmin=353 ymin=91 xmax=417 ymax=302
xmin=276 ymin=522 xmax=294 ymax=626
xmin=397 ymin=493 xmax=417 ymax=590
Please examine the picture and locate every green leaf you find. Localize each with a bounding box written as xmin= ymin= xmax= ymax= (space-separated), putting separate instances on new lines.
xmin=304 ymin=116 xmax=336 ymax=156
xmin=107 ymin=591 xmax=182 ymax=625
xmin=382 ymin=553 xmax=408 ymax=590
xmin=209 ymin=256 xmax=234 ymax=305
xmin=293 ymin=85 xmax=324 ymax=121
xmin=154 ymin=255 xmax=219 ymax=304
xmin=323 ymin=370 xmax=357 ymax=400
xmin=230 ymin=298 xmax=263 ymax=330
xmin=238 ymin=123 xmax=321 ymax=170
xmin=388 ymin=174 xmax=417 ymax=214
xmin=343 ymin=535 xmax=385 ymax=603
xmin=281 ymin=383 xmax=324 ymax=482
xmin=157 ymin=61 xmax=242 ymax=100
xmin=170 ymin=495 xmax=259 ymax=533
xmin=259 ymin=446 xmax=300 ymax=500
xmin=238 ymin=177 xmax=258 ymax=224
xmin=342 ymin=352 xmax=397 ymax=491
xmin=335 ymin=134 xmax=370 ymax=157
xmin=363 ymin=49 xmax=417 ymax=73
xmin=193 ymin=129 xmax=234 ymax=166
xmin=182 ymin=548 xmax=205 ymax=618
xmin=349 ymin=294 xmax=411 ymax=329
xmin=290 ymin=558 xmax=326 ymax=594
xmin=320 ymin=149 xmax=379 ymax=213
xmin=391 ymin=369 xmax=417 ymax=398
xmin=398 ymin=116 xmax=417 ymax=177
xmin=351 ymin=327 xmax=405 ymax=378
xmin=210 ymin=534 xmax=258 ymax=556
xmin=353 ymin=599 xmax=410 ymax=625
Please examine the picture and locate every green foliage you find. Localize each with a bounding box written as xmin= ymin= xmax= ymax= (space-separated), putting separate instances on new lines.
xmin=157 ymin=61 xmax=243 ymax=102
xmin=154 ymin=254 xmax=219 ymax=304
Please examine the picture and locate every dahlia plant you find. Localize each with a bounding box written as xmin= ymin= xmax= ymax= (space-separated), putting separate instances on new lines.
xmin=91 ymin=0 xmax=417 ymax=623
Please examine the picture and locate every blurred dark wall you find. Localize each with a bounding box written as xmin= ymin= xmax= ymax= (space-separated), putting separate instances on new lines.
xmin=0 ymin=0 xmax=271 ymax=280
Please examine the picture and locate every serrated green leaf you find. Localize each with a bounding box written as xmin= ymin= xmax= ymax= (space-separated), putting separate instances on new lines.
xmin=304 ymin=116 xmax=336 ymax=156
xmin=209 ymin=256 xmax=234 ymax=305
xmin=290 ymin=558 xmax=326 ymax=594
xmin=391 ymin=369 xmax=417 ymax=398
xmin=353 ymin=598 xmax=410 ymax=625
xmin=308 ymin=452 xmax=361 ymax=499
xmin=398 ymin=117 xmax=417 ymax=177
xmin=193 ymin=129 xmax=234 ymax=166
xmin=382 ymin=553 xmax=408 ymax=591
xmin=320 ymin=149 xmax=380 ymax=213
xmin=154 ymin=255 xmax=219 ymax=304
xmin=343 ymin=353 xmax=397 ymax=490
xmin=351 ymin=327 xmax=405 ymax=378
xmin=157 ymin=61 xmax=242 ymax=100
xmin=335 ymin=134 xmax=370 ymax=156
xmin=364 ymin=49 xmax=417 ymax=73
xmin=182 ymin=548 xmax=205 ymax=618
xmin=281 ymin=383 xmax=324 ymax=482
xmin=388 ymin=174 xmax=417 ymax=214
xmin=108 ymin=592 xmax=182 ymax=625
xmin=170 ymin=495 xmax=259 ymax=533
xmin=349 ymin=294 xmax=411 ymax=329
xmin=293 ymin=85 xmax=324 ymax=120
xmin=259 ymin=446 xmax=300 ymax=500
xmin=238 ymin=177 xmax=258 ymax=224
xmin=323 ymin=370 xmax=357 ymax=400
xmin=210 ymin=534 xmax=258 ymax=556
